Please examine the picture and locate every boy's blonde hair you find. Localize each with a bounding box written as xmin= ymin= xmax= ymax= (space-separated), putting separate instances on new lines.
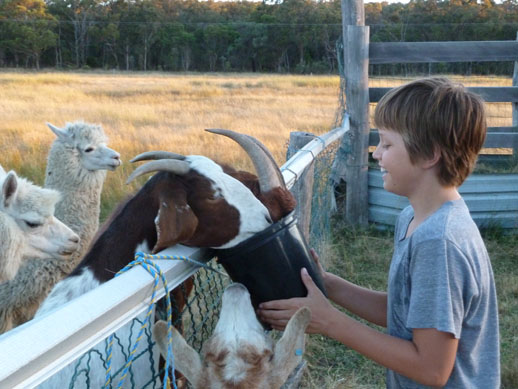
xmin=374 ymin=77 xmax=487 ymax=187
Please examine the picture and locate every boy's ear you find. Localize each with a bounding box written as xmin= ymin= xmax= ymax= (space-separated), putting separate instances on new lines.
xmin=421 ymin=148 xmax=441 ymax=169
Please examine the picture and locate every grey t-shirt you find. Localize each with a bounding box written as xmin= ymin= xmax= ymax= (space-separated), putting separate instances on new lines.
xmin=386 ymin=199 xmax=500 ymax=388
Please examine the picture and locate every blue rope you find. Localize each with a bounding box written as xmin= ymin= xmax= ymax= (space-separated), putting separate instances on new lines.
xmin=103 ymin=251 xmax=224 ymax=389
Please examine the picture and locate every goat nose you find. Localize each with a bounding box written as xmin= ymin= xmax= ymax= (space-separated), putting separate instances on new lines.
xmin=70 ymin=235 xmax=80 ymax=244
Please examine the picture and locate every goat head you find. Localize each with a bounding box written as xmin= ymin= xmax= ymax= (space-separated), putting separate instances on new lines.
xmin=127 ymin=130 xmax=296 ymax=252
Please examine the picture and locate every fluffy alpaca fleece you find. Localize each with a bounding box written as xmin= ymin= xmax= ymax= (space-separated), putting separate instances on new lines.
xmin=45 ymin=121 xmax=121 ymax=267
xmin=0 ymin=121 xmax=120 ymax=333
xmin=0 ymin=170 xmax=79 ymax=283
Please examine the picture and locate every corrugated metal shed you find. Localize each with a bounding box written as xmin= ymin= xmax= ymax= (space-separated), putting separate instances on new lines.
xmin=368 ymin=169 xmax=518 ymax=230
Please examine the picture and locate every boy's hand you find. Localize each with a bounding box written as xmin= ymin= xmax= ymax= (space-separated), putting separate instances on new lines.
xmin=309 ymin=248 xmax=328 ymax=283
xmin=257 ymin=267 xmax=336 ymax=334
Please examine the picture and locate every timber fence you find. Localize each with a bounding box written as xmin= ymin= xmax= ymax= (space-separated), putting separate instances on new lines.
xmin=332 ymin=0 xmax=518 ymax=231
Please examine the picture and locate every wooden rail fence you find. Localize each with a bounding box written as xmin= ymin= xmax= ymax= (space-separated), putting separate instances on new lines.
xmin=333 ymin=0 xmax=518 ymax=230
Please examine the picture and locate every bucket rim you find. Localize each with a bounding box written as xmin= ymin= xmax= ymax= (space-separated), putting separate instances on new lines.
xmin=216 ymin=211 xmax=298 ymax=261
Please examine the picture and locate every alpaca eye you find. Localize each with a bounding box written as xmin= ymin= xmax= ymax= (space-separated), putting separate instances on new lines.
xmin=84 ymin=147 xmax=94 ymax=153
xmin=25 ymin=221 xmax=41 ymax=228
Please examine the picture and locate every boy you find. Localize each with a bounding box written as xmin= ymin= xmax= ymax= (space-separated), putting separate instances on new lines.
xmin=258 ymin=77 xmax=500 ymax=388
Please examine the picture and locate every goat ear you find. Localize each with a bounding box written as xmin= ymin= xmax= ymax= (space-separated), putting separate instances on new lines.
xmin=152 ymin=190 xmax=198 ymax=253
xmin=153 ymin=320 xmax=202 ymax=387
xmin=270 ymin=307 xmax=311 ymax=387
xmin=2 ymin=172 xmax=18 ymax=208
xmin=47 ymin=123 xmax=71 ymax=141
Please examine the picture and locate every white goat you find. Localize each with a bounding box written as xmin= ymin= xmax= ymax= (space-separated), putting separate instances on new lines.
xmin=0 ymin=168 xmax=80 ymax=283
xmin=0 ymin=121 xmax=121 ymax=332
xmin=154 ymin=283 xmax=311 ymax=389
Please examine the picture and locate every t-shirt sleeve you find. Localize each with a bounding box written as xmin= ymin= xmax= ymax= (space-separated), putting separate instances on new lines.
xmin=406 ymin=239 xmax=478 ymax=339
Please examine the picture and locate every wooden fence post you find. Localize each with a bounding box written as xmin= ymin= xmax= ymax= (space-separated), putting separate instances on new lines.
xmin=334 ymin=0 xmax=370 ymax=226
xmin=513 ymin=31 xmax=518 ymax=157
xmin=286 ymin=132 xmax=315 ymax=242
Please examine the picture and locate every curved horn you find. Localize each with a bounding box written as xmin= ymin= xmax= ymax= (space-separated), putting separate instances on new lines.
xmin=126 ymin=160 xmax=190 ymax=184
xmin=130 ymin=151 xmax=186 ymax=163
xmin=205 ymin=128 xmax=285 ymax=191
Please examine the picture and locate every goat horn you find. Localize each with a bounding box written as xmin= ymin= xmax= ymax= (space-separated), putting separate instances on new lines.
xmin=126 ymin=160 xmax=190 ymax=184
xmin=130 ymin=151 xmax=186 ymax=163
xmin=205 ymin=128 xmax=285 ymax=192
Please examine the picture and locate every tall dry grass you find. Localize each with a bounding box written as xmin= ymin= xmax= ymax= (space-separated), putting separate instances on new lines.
xmin=2 ymin=71 xmax=512 ymax=208
xmin=0 ymin=70 xmax=340 ymax=218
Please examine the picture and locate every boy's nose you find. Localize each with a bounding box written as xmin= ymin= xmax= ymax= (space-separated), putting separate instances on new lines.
xmin=372 ymin=145 xmax=381 ymax=160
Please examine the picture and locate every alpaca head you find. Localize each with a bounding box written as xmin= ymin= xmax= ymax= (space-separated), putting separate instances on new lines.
xmin=0 ymin=170 xmax=80 ymax=262
xmin=47 ymin=121 xmax=121 ymax=172
xmin=153 ymin=283 xmax=310 ymax=389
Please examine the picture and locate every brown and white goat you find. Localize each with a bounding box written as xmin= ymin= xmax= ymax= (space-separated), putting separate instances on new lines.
xmin=154 ymin=283 xmax=311 ymax=389
xmin=34 ymin=129 xmax=296 ymax=388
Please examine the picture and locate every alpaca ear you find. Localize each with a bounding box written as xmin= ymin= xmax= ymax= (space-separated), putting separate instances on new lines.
xmin=153 ymin=320 xmax=202 ymax=387
xmin=2 ymin=171 xmax=18 ymax=208
xmin=47 ymin=123 xmax=71 ymax=142
xmin=152 ymin=189 xmax=198 ymax=253
xmin=270 ymin=307 xmax=311 ymax=387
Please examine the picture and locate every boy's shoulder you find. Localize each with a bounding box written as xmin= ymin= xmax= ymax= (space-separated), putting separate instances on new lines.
xmin=402 ymin=199 xmax=480 ymax=246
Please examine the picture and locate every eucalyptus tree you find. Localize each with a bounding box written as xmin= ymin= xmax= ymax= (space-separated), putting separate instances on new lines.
xmin=46 ymin=0 xmax=104 ymax=68
xmin=0 ymin=0 xmax=56 ymax=68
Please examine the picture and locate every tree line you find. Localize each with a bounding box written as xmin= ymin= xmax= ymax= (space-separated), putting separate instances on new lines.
xmin=1 ymin=0 xmax=518 ymax=75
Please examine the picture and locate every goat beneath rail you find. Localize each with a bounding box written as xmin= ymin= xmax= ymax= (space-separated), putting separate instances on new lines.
xmin=34 ymin=129 xmax=296 ymax=388
xmin=154 ymin=283 xmax=311 ymax=389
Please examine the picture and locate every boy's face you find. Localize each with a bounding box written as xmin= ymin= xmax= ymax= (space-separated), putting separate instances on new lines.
xmin=372 ymin=129 xmax=424 ymax=198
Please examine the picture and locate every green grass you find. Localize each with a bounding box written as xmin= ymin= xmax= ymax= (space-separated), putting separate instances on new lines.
xmin=301 ymin=222 xmax=518 ymax=388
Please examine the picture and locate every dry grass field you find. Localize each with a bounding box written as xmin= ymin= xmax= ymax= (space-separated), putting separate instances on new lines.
xmin=0 ymin=70 xmax=341 ymax=218
xmin=1 ymin=72 xmax=513 ymax=214
xmin=1 ymin=70 xmax=516 ymax=388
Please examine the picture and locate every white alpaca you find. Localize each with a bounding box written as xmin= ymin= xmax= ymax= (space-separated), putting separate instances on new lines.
xmin=0 ymin=121 xmax=121 ymax=332
xmin=45 ymin=121 xmax=121 ymax=263
xmin=0 ymin=168 xmax=79 ymax=283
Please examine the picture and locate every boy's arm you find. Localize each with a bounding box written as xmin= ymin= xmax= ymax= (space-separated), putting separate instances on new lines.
xmin=310 ymin=249 xmax=387 ymax=327
xmin=324 ymin=272 xmax=387 ymax=327
xmin=325 ymin=307 xmax=458 ymax=387
xmin=259 ymin=269 xmax=458 ymax=387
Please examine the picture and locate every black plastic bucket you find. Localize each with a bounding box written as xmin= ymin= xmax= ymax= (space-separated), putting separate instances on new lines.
xmin=215 ymin=212 xmax=327 ymax=308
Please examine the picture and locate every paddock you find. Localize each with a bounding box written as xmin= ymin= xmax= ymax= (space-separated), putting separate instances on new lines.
xmin=0 ymin=0 xmax=517 ymax=386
